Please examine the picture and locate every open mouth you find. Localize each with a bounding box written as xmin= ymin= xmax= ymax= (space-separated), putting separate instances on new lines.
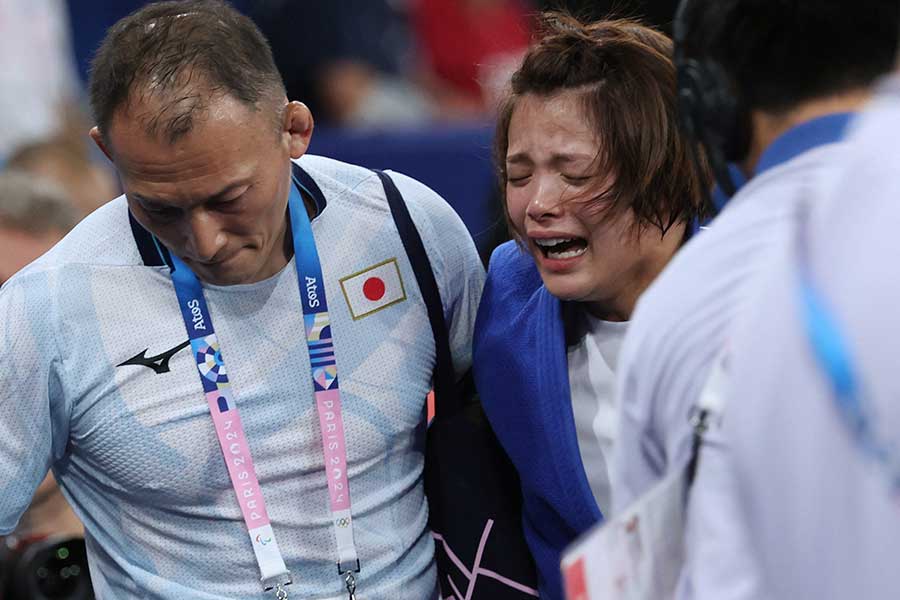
xmin=533 ymin=237 xmax=588 ymax=260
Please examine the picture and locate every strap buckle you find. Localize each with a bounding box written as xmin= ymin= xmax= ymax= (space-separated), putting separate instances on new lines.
xmin=337 ymin=560 xmax=360 ymax=600
xmin=689 ymin=406 xmax=712 ymax=437
xmin=263 ymin=573 xmax=293 ymax=598
xmin=337 ymin=559 xmax=360 ymax=574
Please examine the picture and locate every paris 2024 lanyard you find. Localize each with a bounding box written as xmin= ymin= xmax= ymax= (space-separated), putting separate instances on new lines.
xmin=165 ymin=175 xmax=360 ymax=599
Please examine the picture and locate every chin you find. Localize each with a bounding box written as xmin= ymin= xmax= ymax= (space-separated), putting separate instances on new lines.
xmin=541 ymin=278 xmax=592 ymax=303
xmin=195 ymin=264 xmax=255 ymax=286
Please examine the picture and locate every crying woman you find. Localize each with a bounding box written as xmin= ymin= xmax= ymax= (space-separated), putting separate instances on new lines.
xmin=471 ymin=13 xmax=712 ymax=600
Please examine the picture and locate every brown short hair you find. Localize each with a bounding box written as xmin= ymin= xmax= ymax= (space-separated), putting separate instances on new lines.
xmin=495 ymin=13 xmax=712 ymax=235
xmin=89 ymin=0 xmax=285 ymax=144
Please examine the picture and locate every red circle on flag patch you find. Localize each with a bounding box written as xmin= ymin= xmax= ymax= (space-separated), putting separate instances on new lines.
xmin=363 ymin=277 xmax=386 ymax=301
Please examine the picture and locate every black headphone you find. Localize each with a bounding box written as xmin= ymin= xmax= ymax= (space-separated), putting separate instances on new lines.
xmin=673 ymin=0 xmax=751 ymax=197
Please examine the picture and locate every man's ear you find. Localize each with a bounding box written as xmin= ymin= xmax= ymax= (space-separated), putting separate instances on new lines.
xmin=90 ymin=127 xmax=114 ymax=162
xmin=283 ymin=101 xmax=314 ymax=160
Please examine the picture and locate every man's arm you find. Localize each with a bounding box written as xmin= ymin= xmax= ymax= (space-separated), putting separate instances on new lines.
xmin=386 ymin=170 xmax=485 ymax=377
xmin=0 ymin=275 xmax=64 ymax=534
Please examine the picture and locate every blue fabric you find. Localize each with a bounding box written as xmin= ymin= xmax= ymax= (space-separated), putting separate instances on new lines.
xmin=692 ymin=164 xmax=747 ymax=235
xmin=696 ymin=114 xmax=853 ymax=230
xmin=473 ymin=241 xmax=603 ymax=600
xmin=755 ymin=112 xmax=855 ymax=177
xmin=712 ymin=164 xmax=748 ymax=213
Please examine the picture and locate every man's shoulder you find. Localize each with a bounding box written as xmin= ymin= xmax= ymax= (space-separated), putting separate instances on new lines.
xmin=633 ymin=142 xmax=846 ymax=330
xmin=295 ymin=154 xmax=378 ymax=195
xmin=623 ymin=141 xmax=848 ymax=378
xmin=296 ymin=154 xmax=459 ymax=228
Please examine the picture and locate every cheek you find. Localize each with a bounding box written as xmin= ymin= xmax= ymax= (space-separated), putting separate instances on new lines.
xmin=583 ymin=210 xmax=638 ymax=261
xmin=505 ymin=186 xmax=529 ymax=235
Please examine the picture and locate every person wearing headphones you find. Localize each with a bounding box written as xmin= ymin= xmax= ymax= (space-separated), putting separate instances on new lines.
xmin=704 ymin=70 xmax=900 ymax=599
xmin=610 ymin=0 xmax=898 ymax=595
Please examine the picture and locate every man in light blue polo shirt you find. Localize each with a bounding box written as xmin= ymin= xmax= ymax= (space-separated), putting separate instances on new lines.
xmin=713 ymin=75 xmax=900 ymax=599
xmin=610 ymin=0 xmax=898 ymax=596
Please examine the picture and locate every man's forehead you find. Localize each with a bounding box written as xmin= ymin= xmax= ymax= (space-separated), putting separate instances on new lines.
xmin=107 ymin=93 xmax=266 ymax=163
xmin=100 ymin=58 xmax=284 ymax=148
xmin=111 ymin=83 xmax=244 ymax=144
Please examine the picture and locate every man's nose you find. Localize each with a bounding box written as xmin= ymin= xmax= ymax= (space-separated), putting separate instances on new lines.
xmin=185 ymin=210 xmax=226 ymax=263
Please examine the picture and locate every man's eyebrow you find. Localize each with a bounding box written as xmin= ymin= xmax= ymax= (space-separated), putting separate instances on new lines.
xmin=132 ymin=180 xmax=251 ymax=208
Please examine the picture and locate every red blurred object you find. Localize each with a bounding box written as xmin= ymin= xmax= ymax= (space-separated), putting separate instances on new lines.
xmin=413 ymin=0 xmax=532 ymax=106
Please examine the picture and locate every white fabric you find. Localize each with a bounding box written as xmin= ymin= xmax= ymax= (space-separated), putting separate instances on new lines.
xmin=566 ymin=312 xmax=627 ymax=515
xmin=612 ymin=140 xmax=848 ymax=517
xmin=0 ymin=154 xmax=485 ymax=599
xmin=565 ymin=351 xmax=731 ymax=600
xmin=701 ymin=78 xmax=900 ymax=600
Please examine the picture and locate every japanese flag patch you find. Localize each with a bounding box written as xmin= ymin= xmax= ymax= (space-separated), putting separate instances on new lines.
xmin=339 ymin=258 xmax=407 ymax=320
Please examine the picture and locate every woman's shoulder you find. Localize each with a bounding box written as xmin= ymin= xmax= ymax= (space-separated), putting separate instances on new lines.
xmin=484 ymin=240 xmax=543 ymax=301
xmin=475 ymin=240 xmax=554 ymax=351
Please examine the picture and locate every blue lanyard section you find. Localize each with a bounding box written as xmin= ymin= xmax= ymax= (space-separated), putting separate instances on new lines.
xmin=290 ymin=179 xmax=329 ymax=315
xmin=168 ymin=178 xmax=325 ymax=324
xmin=796 ymin=221 xmax=900 ymax=493
xmin=166 ymin=176 xmax=335 ymax=384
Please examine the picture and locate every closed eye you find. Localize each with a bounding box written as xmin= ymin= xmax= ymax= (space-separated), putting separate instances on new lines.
xmin=562 ymin=175 xmax=593 ymax=186
xmin=142 ymin=204 xmax=181 ymax=220
xmin=211 ymin=194 xmax=244 ymax=212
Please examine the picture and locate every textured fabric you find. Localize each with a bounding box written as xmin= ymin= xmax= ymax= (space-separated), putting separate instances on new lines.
xmin=612 ymin=115 xmax=854 ymax=516
xmin=703 ymin=79 xmax=900 ymax=600
xmin=473 ymin=241 xmax=602 ymax=600
xmin=566 ymin=313 xmax=627 ymax=513
xmin=0 ymin=155 xmax=485 ymax=599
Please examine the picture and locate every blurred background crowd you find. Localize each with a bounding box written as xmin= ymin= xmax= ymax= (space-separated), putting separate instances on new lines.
xmin=0 ymin=0 xmax=679 ymax=267
xmin=0 ymin=1 xmax=672 ymax=597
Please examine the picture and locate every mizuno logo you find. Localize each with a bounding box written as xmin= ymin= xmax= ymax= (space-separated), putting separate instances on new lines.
xmin=117 ymin=340 xmax=191 ymax=374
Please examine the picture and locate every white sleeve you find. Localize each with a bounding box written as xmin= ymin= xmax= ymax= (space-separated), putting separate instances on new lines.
xmin=0 ymin=274 xmax=67 ymax=534
xmin=386 ymin=170 xmax=485 ymax=378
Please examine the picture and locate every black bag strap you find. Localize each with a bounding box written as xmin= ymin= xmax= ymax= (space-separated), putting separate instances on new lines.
xmin=373 ymin=170 xmax=460 ymax=413
xmin=685 ymin=355 xmax=727 ymax=486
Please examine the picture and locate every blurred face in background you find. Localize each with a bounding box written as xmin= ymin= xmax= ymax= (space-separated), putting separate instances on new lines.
xmin=505 ymin=90 xmax=682 ymax=321
xmin=0 ymin=224 xmax=65 ymax=285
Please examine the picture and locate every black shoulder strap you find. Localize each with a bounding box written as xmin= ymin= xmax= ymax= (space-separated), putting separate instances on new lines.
xmin=373 ymin=170 xmax=459 ymax=412
xmin=129 ymin=210 xmax=173 ymax=268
